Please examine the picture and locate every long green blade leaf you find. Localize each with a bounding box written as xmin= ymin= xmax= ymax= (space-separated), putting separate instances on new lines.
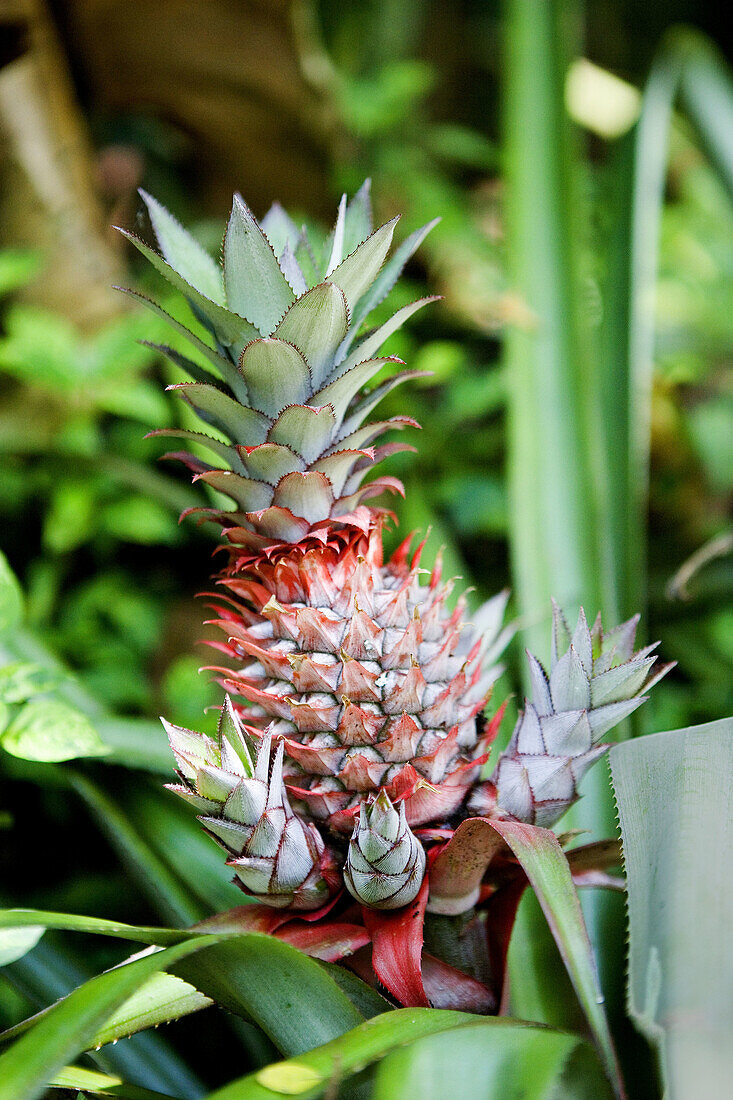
xmin=610 ymin=718 xmax=733 ymax=1098
xmin=49 ymin=1064 xmax=180 ymax=1100
xmin=0 ymin=936 xmax=217 ymax=1100
xmin=490 ymin=819 xmax=622 ymax=1096
xmin=203 ymin=1012 xmax=598 ymax=1100
xmin=0 ymin=908 xmax=195 ymax=946
xmin=372 ymin=1020 xmax=592 ymax=1100
xmin=170 ymin=936 xmax=363 ymax=1056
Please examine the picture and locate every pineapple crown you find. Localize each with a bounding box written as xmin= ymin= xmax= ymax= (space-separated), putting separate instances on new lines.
xmin=116 ymin=182 xmax=439 ymax=556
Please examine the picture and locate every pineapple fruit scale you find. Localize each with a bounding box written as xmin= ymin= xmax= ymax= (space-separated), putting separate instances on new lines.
xmin=121 ymin=183 xmax=670 ymax=914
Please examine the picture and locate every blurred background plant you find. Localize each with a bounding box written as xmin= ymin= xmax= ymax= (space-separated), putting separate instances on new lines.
xmin=0 ymin=0 xmax=731 ymax=1097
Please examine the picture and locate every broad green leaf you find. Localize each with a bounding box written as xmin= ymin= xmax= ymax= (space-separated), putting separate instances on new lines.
xmin=239 ymin=339 xmax=311 ymax=418
xmin=0 ymin=930 xmax=362 ymax=1090
xmin=0 ymin=926 xmax=44 ymax=967
xmin=0 ymin=935 xmax=219 ymax=1100
xmin=140 ymin=191 xmax=224 ymax=305
xmin=0 ymin=552 xmax=23 ymax=635
xmin=205 ymin=1010 xmax=473 ymax=1099
xmin=0 ymin=913 xmax=207 ymax=1054
xmin=95 ymin=716 xmax=181 ymax=774
xmin=610 ymin=719 xmax=733 ymax=1098
xmin=170 ymin=935 xmax=363 ymax=1056
xmin=49 ymin=1065 xmax=178 ymax=1100
xmin=203 ymin=1011 xmax=594 ymax=1100
xmin=0 ymin=968 xmax=210 ymax=1054
xmin=372 ymin=1020 xmax=591 ymax=1100
xmin=91 ymin=972 xmax=211 ymax=1050
xmin=0 ymin=662 xmax=62 ymax=704
xmin=223 ymin=196 xmax=295 ymax=334
xmin=1 ymin=700 xmax=110 ymax=762
xmin=319 ymin=962 xmax=390 ymax=1019
xmin=490 ymin=819 xmax=621 ymax=1094
xmin=274 ymin=284 xmax=349 ymax=389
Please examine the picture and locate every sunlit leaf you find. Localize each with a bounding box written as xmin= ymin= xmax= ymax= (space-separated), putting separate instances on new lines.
xmin=0 ymin=552 xmax=23 ymax=636
xmin=1 ymin=700 xmax=110 ymax=762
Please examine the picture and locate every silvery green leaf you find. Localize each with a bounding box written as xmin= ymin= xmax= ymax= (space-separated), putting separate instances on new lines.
xmin=333 ymin=296 xmax=438 ymax=376
xmin=117 ymin=287 xmax=247 ymax=396
xmin=165 ymin=783 xmax=219 ymax=814
xmin=294 ymin=228 xmax=321 ymax=288
xmin=337 ymin=369 xmax=427 ymax=440
xmin=526 ymin=650 xmax=552 ymax=716
xmin=224 ymin=778 xmax=268 ymax=825
xmin=117 ymin=229 xmax=259 ymax=355
xmin=151 ymin=428 xmax=244 ymax=471
xmin=200 ymin=816 xmax=252 ymax=854
xmin=196 ymin=470 xmax=273 ymax=511
xmin=268 ymin=404 xmax=336 ymax=463
xmin=313 ymin=450 xmax=371 ymax=496
xmin=260 ymin=201 xmax=300 ymax=257
xmin=542 ymin=710 xmax=592 ymax=756
xmin=550 ymin=598 xmax=572 ymax=669
xmin=590 ymin=656 xmax=657 ymax=707
xmin=587 ymin=696 xmax=646 ymax=740
xmin=571 ymin=608 xmax=593 ymax=674
xmin=329 ymin=416 xmax=418 ymax=454
xmin=196 ymin=763 xmax=242 ymax=802
xmin=343 ymin=218 xmax=440 ymax=351
xmin=275 ymin=821 xmax=317 ymax=889
xmin=163 ymin=719 xmax=219 ymax=771
xmin=275 ymin=283 xmax=349 ymax=388
xmin=495 ymin=757 xmax=533 ymax=820
xmin=239 ymin=338 xmax=311 ymax=417
xmin=219 ymin=731 xmax=252 ymax=779
xmin=223 ymin=195 xmax=295 ymax=334
xmin=325 ymin=194 xmax=348 ymax=276
xmin=525 ymin=755 xmax=576 ymax=803
xmin=328 ymin=218 xmax=398 ymax=315
xmin=273 ymin=472 xmax=334 ymax=524
xmin=599 ymin=614 xmax=639 ymax=664
xmin=568 ymin=745 xmax=609 ymax=786
xmin=312 ymin=358 xmax=398 ymax=424
xmin=342 ymin=179 xmax=373 ymax=256
xmin=171 ymin=382 xmax=270 ymax=443
xmin=549 ymin=645 xmax=591 ymax=712
xmin=278 ymin=243 xmax=308 ymax=296
xmin=140 ymin=190 xmax=224 ymax=304
xmin=515 ymin=704 xmax=545 ymax=754
xmin=240 ymin=442 xmax=305 ymax=484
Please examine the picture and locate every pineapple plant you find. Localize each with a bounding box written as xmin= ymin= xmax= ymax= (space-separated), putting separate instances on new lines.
xmin=119 ymin=183 xmax=671 ymax=1006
